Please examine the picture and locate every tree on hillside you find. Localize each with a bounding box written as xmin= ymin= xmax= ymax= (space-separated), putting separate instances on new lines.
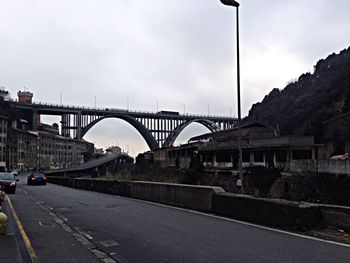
xmin=247 ymin=46 xmax=350 ymax=146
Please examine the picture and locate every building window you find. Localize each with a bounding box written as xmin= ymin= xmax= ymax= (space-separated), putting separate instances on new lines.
xmin=276 ymin=150 xmax=287 ymax=162
xmin=217 ymin=152 xmax=231 ymax=162
xmin=242 ymin=151 xmax=250 ymax=162
xmin=203 ymin=153 xmax=213 ymax=163
xmin=254 ymin=151 xmax=264 ymax=162
xmin=292 ymin=150 xmax=312 ymax=160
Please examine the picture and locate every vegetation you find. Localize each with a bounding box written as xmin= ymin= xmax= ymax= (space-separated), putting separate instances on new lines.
xmin=178 ymin=153 xmax=203 ymax=184
xmin=245 ymin=166 xmax=282 ymax=197
xmin=247 ymin=47 xmax=350 ymax=153
xmin=306 ymin=173 xmax=350 ymax=206
xmin=100 ymin=165 xmax=180 ymax=183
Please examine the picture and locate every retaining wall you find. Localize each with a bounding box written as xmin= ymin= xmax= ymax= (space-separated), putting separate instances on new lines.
xmin=318 ymin=205 xmax=350 ymax=232
xmin=130 ymin=181 xmax=224 ymax=212
xmin=48 ymin=177 xmax=74 ymax=187
xmin=48 ymin=177 xmax=349 ymax=231
xmin=74 ymin=178 xmax=131 ymax=197
xmin=47 ymin=177 xmax=223 ymax=212
xmin=212 ymin=192 xmax=323 ymax=230
xmin=47 ymin=177 xmax=131 ymax=197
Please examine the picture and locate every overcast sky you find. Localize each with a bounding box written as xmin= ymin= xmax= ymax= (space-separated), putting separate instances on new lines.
xmin=1 ymin=0 xmax=350 ymax=156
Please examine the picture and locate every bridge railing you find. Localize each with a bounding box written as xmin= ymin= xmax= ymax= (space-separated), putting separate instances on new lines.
xmin=7 ymin=99 xmax=236 ymax=119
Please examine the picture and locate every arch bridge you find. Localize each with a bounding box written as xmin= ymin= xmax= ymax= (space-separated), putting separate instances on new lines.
xmin=10 ymin=101 xmax=236 ymax=151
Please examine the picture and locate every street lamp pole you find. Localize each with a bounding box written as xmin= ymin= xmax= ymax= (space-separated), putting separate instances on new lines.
xmin=220 ymin=0 xmax=244 ymax=193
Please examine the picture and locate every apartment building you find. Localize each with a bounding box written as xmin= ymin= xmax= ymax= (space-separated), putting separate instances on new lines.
xmin=0 ymin=116 xmax=7 ymax=170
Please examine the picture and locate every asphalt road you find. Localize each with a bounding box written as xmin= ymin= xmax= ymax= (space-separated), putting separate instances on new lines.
xmin=8 ymin=174 xmax=350 ymax=263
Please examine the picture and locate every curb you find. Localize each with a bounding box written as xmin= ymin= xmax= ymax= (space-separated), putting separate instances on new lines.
xmin=6 ymin=196 xmax=37 ymax=263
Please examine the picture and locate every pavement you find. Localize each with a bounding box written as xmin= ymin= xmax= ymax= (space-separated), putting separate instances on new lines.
xmin=0 ymin=200 xmax=28 ymax=263
xmin=1 ymin=173 xmax=350 ymax=263
xmin=0 ymin=174 xmax=100 ymax=263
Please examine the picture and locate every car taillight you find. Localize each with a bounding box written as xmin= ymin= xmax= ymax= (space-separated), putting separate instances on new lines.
xmin=31 ymin=177 xmax=36 ymax=180
xmin=43 ymin=176 xmax=47 ymax=180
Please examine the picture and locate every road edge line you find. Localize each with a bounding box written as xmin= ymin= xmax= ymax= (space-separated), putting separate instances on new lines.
xmin=6 ymin=195 xmax=38 ymax=263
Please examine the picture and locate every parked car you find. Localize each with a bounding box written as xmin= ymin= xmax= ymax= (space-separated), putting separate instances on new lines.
xmin=27 ymin=172 xmax=47 ymax=185
xmin=0 ymin=172 xmax=18 ymax=194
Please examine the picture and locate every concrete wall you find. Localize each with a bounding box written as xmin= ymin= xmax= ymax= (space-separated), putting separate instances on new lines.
xmin=212 ymin=192 xmax=323 ymax=230
xmin=130 ymin=181 xmax=224 ymax=212
xmin=318 ymin=205 xmax=350 ymax=232
xmin=291 ymin=160 xmax=350 ymax=175
xmin=74 ymin=178 xmax=131 ymax=197
xmin=48 ymin=177 xmax=350 ymax=231
xmin=48 ymin=177 xmax=131 ymax=197
xmin=48 ymin=177 xmax=74 ymax=187
xmin=47 ymin=177 xmax=224 ymax=212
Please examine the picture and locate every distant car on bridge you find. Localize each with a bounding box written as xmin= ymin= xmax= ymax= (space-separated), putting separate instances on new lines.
xmin=157 ymin=110 xmax=179 ymax=116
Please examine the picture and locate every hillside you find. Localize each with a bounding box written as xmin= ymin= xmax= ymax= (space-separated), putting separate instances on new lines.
xmin=247 ymin=46 xmax=350 ymax=147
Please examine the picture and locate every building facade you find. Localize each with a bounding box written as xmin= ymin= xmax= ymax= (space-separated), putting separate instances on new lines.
xmin=2 ymin=114 xmax=93 ymax=171
xmin=152 ymin=123 xmax=324 ymax=173
xmin=0 ymin=116 xmax=7 ymax=170
xmin=0 ymin=90 xmax=97 ymax=172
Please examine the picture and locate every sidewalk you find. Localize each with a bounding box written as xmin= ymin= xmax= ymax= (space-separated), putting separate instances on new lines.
xmin=5 ymin=185 xmax=101 ymax=263
xmin=0 ymin=199 xmax=27 ymax=263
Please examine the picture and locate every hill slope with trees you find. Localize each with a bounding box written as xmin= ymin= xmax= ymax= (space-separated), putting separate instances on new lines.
xmin=247 ymin=46 xmax=350 ymax=151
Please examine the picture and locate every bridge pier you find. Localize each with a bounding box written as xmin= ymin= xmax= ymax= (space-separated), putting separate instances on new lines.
xmin=32 ymin=110 xmax=39 ymax=130
xmin=76 ymin=112 xmax=82 ymax=140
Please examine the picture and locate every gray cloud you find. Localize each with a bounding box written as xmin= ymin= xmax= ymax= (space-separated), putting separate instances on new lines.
xmin=1 ymin=0 xmax=350 ymax=155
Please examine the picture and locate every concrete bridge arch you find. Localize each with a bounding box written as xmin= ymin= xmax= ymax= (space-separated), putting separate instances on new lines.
xmin=163 ymin=119 xmax=220 ymax=147
xmin=81 ymin=114 xmax=158 ymax=151
xmin=81 ymin=115 xmax=221 ymax=151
